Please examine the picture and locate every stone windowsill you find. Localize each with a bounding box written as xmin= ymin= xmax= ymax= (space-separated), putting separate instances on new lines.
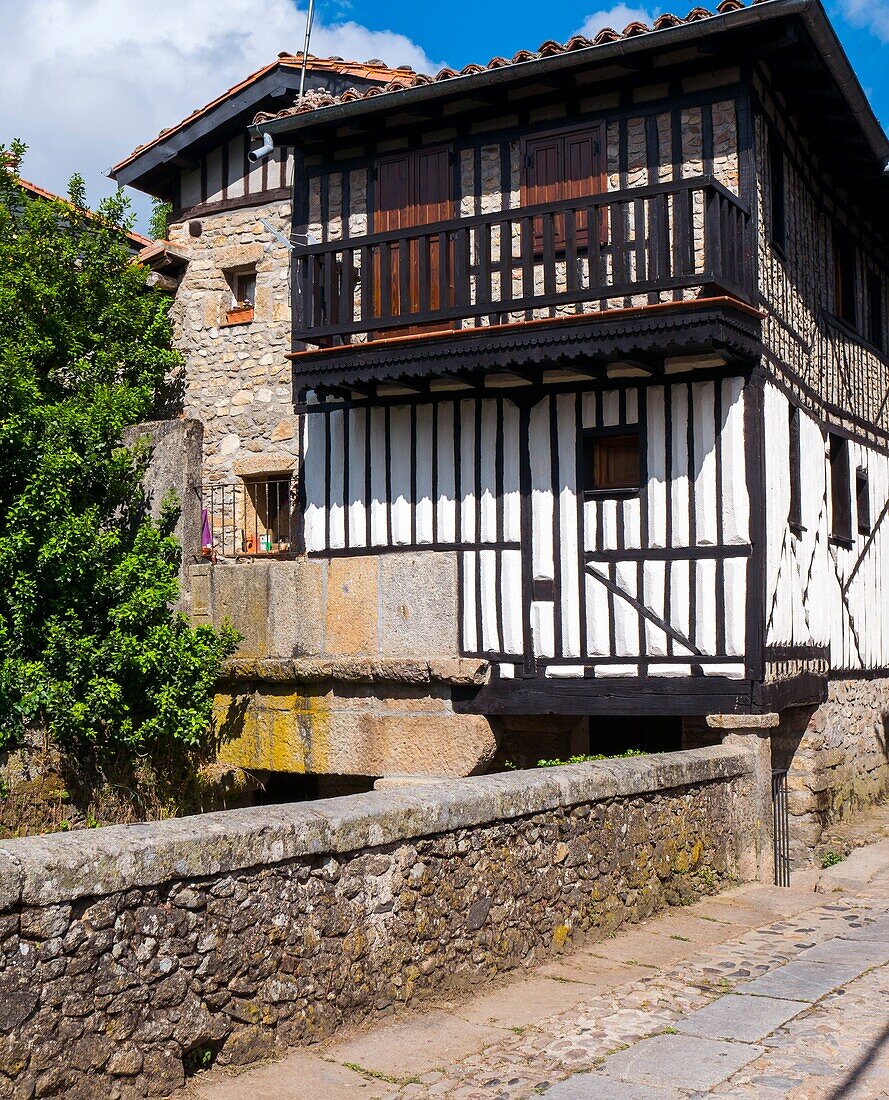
xmin=219 ymin=655 xmax=490 ymax=687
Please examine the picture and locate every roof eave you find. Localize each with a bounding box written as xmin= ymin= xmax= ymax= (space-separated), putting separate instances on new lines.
xmin=250 ymin=0 xmax=888 ymax=169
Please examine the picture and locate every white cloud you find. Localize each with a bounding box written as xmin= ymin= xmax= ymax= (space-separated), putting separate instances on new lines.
xmin=835 ymin=0 xmax=889 ymax=42
xmin=0 ymin=0 xmax=442 ymax=229
xmin=575 ymin=4 xmax=655 ymax=38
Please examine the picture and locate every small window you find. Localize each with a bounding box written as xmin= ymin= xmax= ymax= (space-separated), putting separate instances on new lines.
xmin=829 ymin=433 xmax=852 ymax=544
xmin=788 ymin=405 xmax=803 ymax=535
xmin=867 ymin=273 xmax=884 ymax=352
xmin=833 ymin=233 xmax=857 ymax=328
xmin=856 ymin=468 xmax=871 ymax=535
xmin=243 ymin=477 xmax=292 ymax=554
xmin=583 ymin=429 xmax=641 ymax=495
xmin=769 ymin=137 xmax=786 ymax=253
xmin=224 ymin=268 xmax=256 ymax=325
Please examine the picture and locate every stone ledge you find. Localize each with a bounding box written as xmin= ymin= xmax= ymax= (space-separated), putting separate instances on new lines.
xmin=0 ymin=745 xmax=751 ymax=910
xmin=220 ymin=656 xmax=491 ymax=686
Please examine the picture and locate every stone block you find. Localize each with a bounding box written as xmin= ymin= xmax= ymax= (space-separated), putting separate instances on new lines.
xmin=211 ymin=563 xmax=269 ymax=657
xmin=325 ymin=557 xmax=378 ymax=655
xmin=735 ymin=959 xmax=864 ymax=1002
xmin=676 ymin=993 xmax=804 ymax=1042
xmin=267 ymin=560 xmax=325 ymax=658
xmin=603 ymin=1034 xmax=763 ymax=1091
xmin=379 ymin=551 xmax=459 ymax=658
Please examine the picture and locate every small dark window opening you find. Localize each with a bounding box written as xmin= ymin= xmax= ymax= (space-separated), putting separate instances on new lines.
xmin=230 ymin=269 xmax=256 ymax=309
xmin=834 ymin=233 xmax=857 ymax=328
xmin=829 ymin=433 xmax=852 ymax=544
xmin=769 ymin=138 xmax=786 ymax=253
xmin=856 ymin=468 xmax=871 ymax=535
xmin=243 ymin=477 xmax=292 ymax=553
xmin=867 ymin=273 xmax=884 ymax=352
xmin=582 ymin=429 xmax=641 ymax=495
xmin=788 ymin=405 xmax=803 ymax=535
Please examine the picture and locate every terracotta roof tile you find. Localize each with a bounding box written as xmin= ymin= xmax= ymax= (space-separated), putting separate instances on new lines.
xmin=253 ymin=0 xmax=760 ymax=126
xmin=112 ymin=54 xmax=401 ymax=174
xmin=15 ymin=177 xmax=152 ymax=249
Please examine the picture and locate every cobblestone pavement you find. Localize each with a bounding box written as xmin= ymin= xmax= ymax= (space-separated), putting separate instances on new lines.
xmin=190 ymin=828 xmax=889 ymax=1100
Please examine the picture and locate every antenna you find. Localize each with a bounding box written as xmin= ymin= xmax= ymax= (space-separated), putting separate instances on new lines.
xmin=258 ymin=217 xmax=316 ymax=251
xmin=298 ymin=0 xmax=317 ymax=104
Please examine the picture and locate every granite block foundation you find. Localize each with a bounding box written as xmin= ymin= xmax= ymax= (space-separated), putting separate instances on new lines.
xmin=0 ymin=746 xmax=756 ymax=1098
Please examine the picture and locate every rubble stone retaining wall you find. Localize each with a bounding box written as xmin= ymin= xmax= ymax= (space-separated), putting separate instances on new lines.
xmin=0 ymin=746 xmax=755 ymax=1099
xmin=773 ymin=678 xmax=889 ymax=865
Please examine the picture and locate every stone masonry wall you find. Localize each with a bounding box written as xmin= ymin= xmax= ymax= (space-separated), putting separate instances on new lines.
xmin=773 ymin=678 xmax=889 ymax=866
xmin=166 ymin=200 xmax=295 ymax=484
xmin=0 ymin=747 xmax=755 ymax=1098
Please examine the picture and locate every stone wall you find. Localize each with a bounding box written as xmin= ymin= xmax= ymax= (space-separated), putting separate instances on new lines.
xmin=165 ymin=200 xmax=295 ymax=483
xmin=773 ymin=678 xmax=889 ymax=865
xmin=0 ymin=746 xmax=756 ymax=1098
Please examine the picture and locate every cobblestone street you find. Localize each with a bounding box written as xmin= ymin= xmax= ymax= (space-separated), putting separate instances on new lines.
xmin=190 ymin=823 xmax=889 ymax=1100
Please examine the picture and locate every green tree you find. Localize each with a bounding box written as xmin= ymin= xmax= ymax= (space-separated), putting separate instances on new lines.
xmin=0 ymin=142 xmax=237 ymax=770
xmin=148 ymin=196 xmax=172 ymax=241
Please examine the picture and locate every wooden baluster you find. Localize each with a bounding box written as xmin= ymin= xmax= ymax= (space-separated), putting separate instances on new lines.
xmin=521 ymin=216 xmax=534 ymax=318
xmin=455 ymin=226 xmax=471 ymax=313
xmin=565 ymin=208 xmax=578 ymax=297
xmin=360 ymin=244 xmax=372 ymax=325
xmin=398 ymin=237 xmax=411 ymax=323
xmin=478 ymin=221 xmax=492 ymax=323
xmin=542 ymin=212 xmax=556 ymax=298
xmin=418 ymin=231 xmax=431 ymax=318
xmin=380 ymin=242 xmax=392 ymax=320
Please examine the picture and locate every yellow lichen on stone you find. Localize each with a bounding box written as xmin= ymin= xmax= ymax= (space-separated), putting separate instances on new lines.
xmin=551 ymin=922 xmax=571 ymax=950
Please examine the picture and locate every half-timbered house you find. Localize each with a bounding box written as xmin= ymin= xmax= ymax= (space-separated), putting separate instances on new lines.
xmin=115 ymin=0 xmax=889 ymax=858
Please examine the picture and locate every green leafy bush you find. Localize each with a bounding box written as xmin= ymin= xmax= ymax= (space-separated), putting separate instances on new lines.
xmin=0 ymin=143 xmax=237 ymax=767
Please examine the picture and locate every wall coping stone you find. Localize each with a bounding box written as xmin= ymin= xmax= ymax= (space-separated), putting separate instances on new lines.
xmin=0 ymin=745 xmax=751 ymax=910
xmin=220 ymin=655 xmax=491 ymax=685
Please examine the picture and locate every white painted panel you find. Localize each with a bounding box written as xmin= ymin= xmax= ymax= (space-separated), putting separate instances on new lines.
xmin=703 ymin=663 xmax=745 ymax=679
xmin=227 ymin=136 xmax=245 ymax=198
xmin=763 ymin=383 xmax=789 ymax=644
xmin=695 ymin=558 xmax=717 ymax=654
xmin=415 ymin=404 xmax=434 ymax=545
xmin=436 ymin=403 xmax=457 ymax=543
xmin=586 ymin=571 xmax=610 ymax=656
xmin=693 ymin=381 xmax=718 ymax=546
xmin=389 ymin=406 xmax=411 ymax=545
xmin=646 ymin=386 xmax=667 ymax=549
xmin=369 ymin=407 xmax=388 ymax=545
xmin=613 ymin=561 xmax=638 ymax=657
xmin=462 ymin=552 xmax=478 ymax=652
xmin=247 ymin=146 xmax=265 ymax=195
xmin=460 ymin=400 xmax=477 ymax=544
xmin=648 ymin=663 xmax=693 ymax=676
xmin=643 ymin=560 xmax=668 ymax=656
xmin=180 ymin=166 xmax=201 ymax=208
xmin=601 ymin=499 xmax=618 ymax=551
xmin=723 ymin=556 xmax=746 ymax=656
xmin=205 ymin=145 xmax=223 ymax=203
xmin=582 ymin=391 xmax=598 ymax=430
xmin=720 ymin=377 xmax=749 ymax=543
xmin=602 ymin=390 xmax=620 ymax=426
xmin=623 ymin=497 xmax=642 ymax=550
xmin=594 ymin=663 xmax=638 ymax=677
xmin=480 ymin=549 xmax=500 ymax=652
xmin=498 ymin=663 xmax=516 ymax=679
xmin=669 ymin=559 xmax=693 ymax=655
xmin=479 ymin=400 xmax=498 ymax=543
xmin=625 ymin=387 xmax=639 ymax=424
xmin=502 ymin=400 xmax=521 ymax=543
xmin=284 ymin=150 xmax=294 ymax=187
xmin=670 ymin=386 xmax=690 ymax=545
xmin=530 ymin=399 xmax=554 ymax=579
xmin=302 ymin=414 xmax=326 ymax=552
xmin=501 ymin=550 xmax=524 ymax=654
xmin=347 ymin=408 xmax=367 ymax=548
xmin=328 ymin=410 xmax=345 ymax=549
xmin=531 ymin=601 xmax=555 ymax=657
xmin=557 ymin=394 xmax=581 ymax=657
xmin=546 ymin=665 xmax=584 ymax=678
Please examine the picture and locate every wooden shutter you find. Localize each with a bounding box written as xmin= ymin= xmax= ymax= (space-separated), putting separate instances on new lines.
xmin=522 ymin=124 xmax=605 ymax=249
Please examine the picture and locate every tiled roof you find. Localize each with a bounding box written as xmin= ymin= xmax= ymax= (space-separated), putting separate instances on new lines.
xmin=15 ymin=177 xmax=153 ymax=250
xmin=254 ymin=0 xmax=752 ymax=124
xmin=112 ymin=55 xmax=402 ymax=174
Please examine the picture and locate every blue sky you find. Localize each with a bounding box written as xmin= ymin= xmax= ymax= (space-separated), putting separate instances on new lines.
xmin=1 ymin=0 xmax=885 ymax=232
xmin=330 ymin=0 xmax=888 ymax=128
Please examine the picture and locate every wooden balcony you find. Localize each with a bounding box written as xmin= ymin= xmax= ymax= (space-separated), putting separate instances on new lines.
xmin=290 ymin=177 xmax=760 ymax=390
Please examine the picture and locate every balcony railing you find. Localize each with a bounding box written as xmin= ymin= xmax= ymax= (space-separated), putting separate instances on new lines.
xmin=292 ymin=176 xmax=752 ymax=347
xmin=200 ymin=479 xmax=295 ymax=560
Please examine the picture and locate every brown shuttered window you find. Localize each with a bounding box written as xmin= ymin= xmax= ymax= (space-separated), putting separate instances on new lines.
xmin=521 ymin=124 xmax=606 ymax=250
xmin=582 ymin=429 xmax=641 ymax=496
